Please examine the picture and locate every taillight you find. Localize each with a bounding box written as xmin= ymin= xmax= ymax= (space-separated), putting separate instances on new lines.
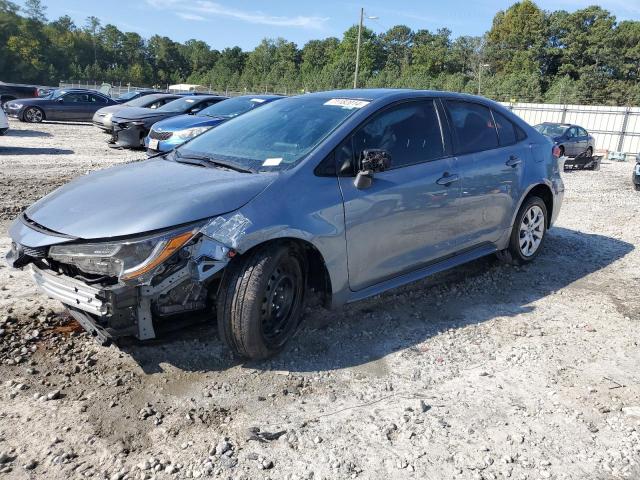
xmin=552 ymin=145 xmax=561 ymax=158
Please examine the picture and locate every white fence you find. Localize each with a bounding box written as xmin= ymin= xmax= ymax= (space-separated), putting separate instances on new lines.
xmin=501 ymin=102 xmax=640 ymax=155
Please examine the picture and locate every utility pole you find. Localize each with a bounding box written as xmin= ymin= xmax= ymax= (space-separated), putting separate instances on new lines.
xmin=477 ymin=63 xmax=489 ymax=95
xmin=354 ymin=8 xmax=364 ymax=89
xmin=353 ymin=8 xmax=378 ymax=89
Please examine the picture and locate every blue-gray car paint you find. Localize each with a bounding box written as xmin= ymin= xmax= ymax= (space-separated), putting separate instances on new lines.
xmin=7 ymin=89 xmax=564 ymax=313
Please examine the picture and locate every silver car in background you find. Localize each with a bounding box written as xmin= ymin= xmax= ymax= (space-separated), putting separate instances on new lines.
xmin=0 ymin=107 xmax=8 ymax=135
xmin=92 ymin=93 xmax=181 ymax=133
xmin=5 ymin=89 xmax=564 ymax=359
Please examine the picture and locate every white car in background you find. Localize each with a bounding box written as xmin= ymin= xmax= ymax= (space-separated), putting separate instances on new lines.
xmin=0 ymin=107 xmax=8 ymax=135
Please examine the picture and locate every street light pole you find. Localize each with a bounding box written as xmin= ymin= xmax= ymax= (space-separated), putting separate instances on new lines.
xmin=353 ymin=8 xmax=378 ymax=89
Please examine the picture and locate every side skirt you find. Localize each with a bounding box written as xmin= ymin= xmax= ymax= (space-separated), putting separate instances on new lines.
xmin=345 ymin=243 xmax=497 ymax=304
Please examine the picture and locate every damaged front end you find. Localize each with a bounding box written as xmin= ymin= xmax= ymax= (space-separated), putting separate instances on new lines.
xmin=5 ymin=213 xmax=251 ymax=345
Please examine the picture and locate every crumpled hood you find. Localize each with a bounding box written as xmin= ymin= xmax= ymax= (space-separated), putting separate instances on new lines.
xmin=25 ymin=158 xmax=275 ymax=239
xmin=151 ymin=113 xmax=227 ymax=132
xmin=112 ymin=107 xmax=176 ymax=122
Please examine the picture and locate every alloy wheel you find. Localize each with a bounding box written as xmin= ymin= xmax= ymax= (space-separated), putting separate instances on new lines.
xmin=519 ymin=205 xmax=545 ymax=257
xmin=25 ymin=108 xmax=43 ymax=123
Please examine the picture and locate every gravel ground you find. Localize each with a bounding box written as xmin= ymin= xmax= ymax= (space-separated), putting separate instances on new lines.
xmin=0 ymin=119 xmax=639 ymax=480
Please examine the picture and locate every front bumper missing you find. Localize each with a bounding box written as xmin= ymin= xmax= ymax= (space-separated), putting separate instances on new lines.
xmin=31 ymin=265 xmax=107 ymax=316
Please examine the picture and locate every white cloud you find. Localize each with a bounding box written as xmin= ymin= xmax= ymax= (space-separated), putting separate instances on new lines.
xmin=177 ymin=12 xmax=206 ymax=21
xmin=146 ymin=0 xmax=328 ymax=29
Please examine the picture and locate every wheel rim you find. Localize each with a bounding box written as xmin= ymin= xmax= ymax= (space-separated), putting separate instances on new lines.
xmin=26 ymin=108 xmax=42 ymax=122
xmin=260 ymin=263 xmax=299 ymax=347
xmin=519 ymin=205 xmax=545 ymax=257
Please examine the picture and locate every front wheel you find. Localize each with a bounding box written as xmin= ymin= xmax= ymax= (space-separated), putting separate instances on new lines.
xmin=498 ymin=196 xmax=547 ymax=265
xmin=217 ymin=243 xmax=306 ymax=359
xmin=23 ymin=107 xmax=44 ymax=123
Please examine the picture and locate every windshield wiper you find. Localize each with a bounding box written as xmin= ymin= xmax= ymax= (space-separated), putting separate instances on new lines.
xmin=174 ymin=150 xmax=255 ymax=173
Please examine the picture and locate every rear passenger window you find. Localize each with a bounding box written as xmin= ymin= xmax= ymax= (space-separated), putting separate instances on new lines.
xmin=492 ymin=110 xmax=518 ymax=146
xmin=352 ymin=101 xmax=444 ymax=169
xmin=446 ymin=101 xmax=499 ymax=154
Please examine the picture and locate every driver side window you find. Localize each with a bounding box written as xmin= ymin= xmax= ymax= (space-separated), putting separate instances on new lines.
xmin=352 ymin=100 xmax=445 ymax=169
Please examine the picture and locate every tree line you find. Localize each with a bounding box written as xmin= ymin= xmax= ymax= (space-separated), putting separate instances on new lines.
xmin=1 ymin=0 xmax=639 ymax=105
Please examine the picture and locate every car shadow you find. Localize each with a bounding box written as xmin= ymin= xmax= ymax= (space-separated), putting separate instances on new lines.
xmin=4 ymin=129 xmax=52 ymax=138
xmin=0 ymin=146 xmax=74 ymax=155
xmin=122 ymin=227 xmax=633 ymax=374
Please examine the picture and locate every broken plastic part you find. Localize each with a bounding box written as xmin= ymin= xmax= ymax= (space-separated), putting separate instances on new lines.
xmin=201 ymin=213 xmax=252 ymax=246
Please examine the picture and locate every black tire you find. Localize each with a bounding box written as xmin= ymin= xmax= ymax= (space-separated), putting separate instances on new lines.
xmin=23 ymin=107 xmax=44 ymax=123
xmin=635 ymin=184 xmax=640 ymax=191
xmin=497 ymin=196 xmax=548 ymax=266
xmin=558 ymin=145 xmax=565 ymax=157
xmin=586 ymin=146 xmax=593 ymax=157
xmin=217 ymin=243 xmax=306 ymax=359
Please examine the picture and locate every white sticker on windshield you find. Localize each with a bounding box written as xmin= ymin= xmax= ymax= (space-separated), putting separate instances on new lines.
xmin=185 ymin=99 xmax=195 ymax=103
xmin=324 ymin=98 xmax=369 ymax=109
xmin=251 ymin=98 xmax=266 ymax=103
xmin=263 ymin=157 xmax=282 ymax=166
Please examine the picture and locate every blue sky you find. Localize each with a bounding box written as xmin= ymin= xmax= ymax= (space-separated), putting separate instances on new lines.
xmin=22 ymin=0 xmax=640 ymax=50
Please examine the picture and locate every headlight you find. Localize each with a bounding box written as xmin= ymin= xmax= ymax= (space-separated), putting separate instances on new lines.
xmin=49 ymin=226 xmax=199 ymax=281
xmin=123 ymin=120 xmax=146 ymax=128
xmin=175 ymin=126 xmax=211 ymax=140
xmin=9 ymin=103 xmax=23 ymax=109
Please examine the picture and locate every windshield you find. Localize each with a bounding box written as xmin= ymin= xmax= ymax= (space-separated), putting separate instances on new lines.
xmin=157 ymin=97 xmax=202 ymax=113
xmin=126 ymin=95 xmax=161 ymax=107
xmin=534 ymin=124 xmax=567 ymax=136
xmin=198 ymin=96 xmax=276 ymax=118
xmin=178 ymin=95 xmax=367 ymax=171
xmin=117 ymin=91 xmax=141 ymax=101
xmin=49 ymin=89 xmax=65 ymax=99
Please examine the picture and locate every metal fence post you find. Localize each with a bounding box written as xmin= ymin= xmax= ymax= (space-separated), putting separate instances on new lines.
xmin=617 ymin=107 xmax=631 ymax=153
xmin=560 ymin=104 xmax=568 ymax=124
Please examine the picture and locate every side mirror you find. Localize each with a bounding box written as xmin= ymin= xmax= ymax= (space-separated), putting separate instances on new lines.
xmin=57 ymin=97 xmax=64 ymax=103
xmin=354 ymin=149 xmax=391 ymax=189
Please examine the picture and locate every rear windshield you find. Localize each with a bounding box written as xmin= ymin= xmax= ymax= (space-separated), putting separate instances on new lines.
xmin=534 ymin=124 xmax=567 ymax=136
xmin=178 ymin=95 xmax=367 ymax=171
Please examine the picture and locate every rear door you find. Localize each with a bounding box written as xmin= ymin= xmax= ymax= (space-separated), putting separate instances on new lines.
xmin=338 ymin=99 xmax=461 ymax=291
xmin=444 ymin=100 xmax=525 ymax=249
xmin=577 ymin=127 xmax=589 ymax=154
xmin=86 ymin=94 xmax=110 ymax=120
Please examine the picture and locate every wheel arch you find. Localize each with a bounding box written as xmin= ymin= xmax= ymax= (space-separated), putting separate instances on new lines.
xmin=234 ymin=236 xmax=333 ymax=308
xmin=511 ymin=182 xmax=554 ymax=230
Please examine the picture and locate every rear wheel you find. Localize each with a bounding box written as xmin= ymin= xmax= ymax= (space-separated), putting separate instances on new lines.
xmin=586 ymin=146 xmax=593 ymax=157
xmin=498 ymin=196 xmax=547 ymax=265
xmin=217 ymin=243 xmax=306 ymax=359
xmin=23 ymin=107 xmax=44 ymax=123
xmin=558 ymin=146 xmax=565 ymax=157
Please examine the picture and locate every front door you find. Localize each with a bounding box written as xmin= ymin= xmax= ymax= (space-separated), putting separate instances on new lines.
xmin=56 ymin=92 xmax=92 ymax=120
xmin=338 ymin=100 xmax=461 ymax=291
xmin=444 ymin=101 xmax=524 ymax=249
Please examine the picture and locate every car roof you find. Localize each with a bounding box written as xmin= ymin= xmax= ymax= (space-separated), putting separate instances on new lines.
xmin=538 ymin=122 xmax=580 ymax=128
xmin=299 ymin=88 xmax=504 ymax=102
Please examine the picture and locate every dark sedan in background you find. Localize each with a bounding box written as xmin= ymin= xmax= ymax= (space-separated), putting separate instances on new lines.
xmin=145 ymin=95 xmax=283 ymax=154
xmin=4 ymin=88 xmax=118 ymax=122
xmin=534 ymin=122 xmax=595 ymax=157
xmin=110 ymin=95 xmax=226 ymax=148
xmin=93 ymin=93 xmax=182 ymax=133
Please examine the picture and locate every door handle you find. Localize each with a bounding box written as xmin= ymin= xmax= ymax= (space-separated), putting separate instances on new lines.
xmin=436 ymin=173 xmax=460 ymax=186
xmin=506 ymin=155 xmax=522 ymax=167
